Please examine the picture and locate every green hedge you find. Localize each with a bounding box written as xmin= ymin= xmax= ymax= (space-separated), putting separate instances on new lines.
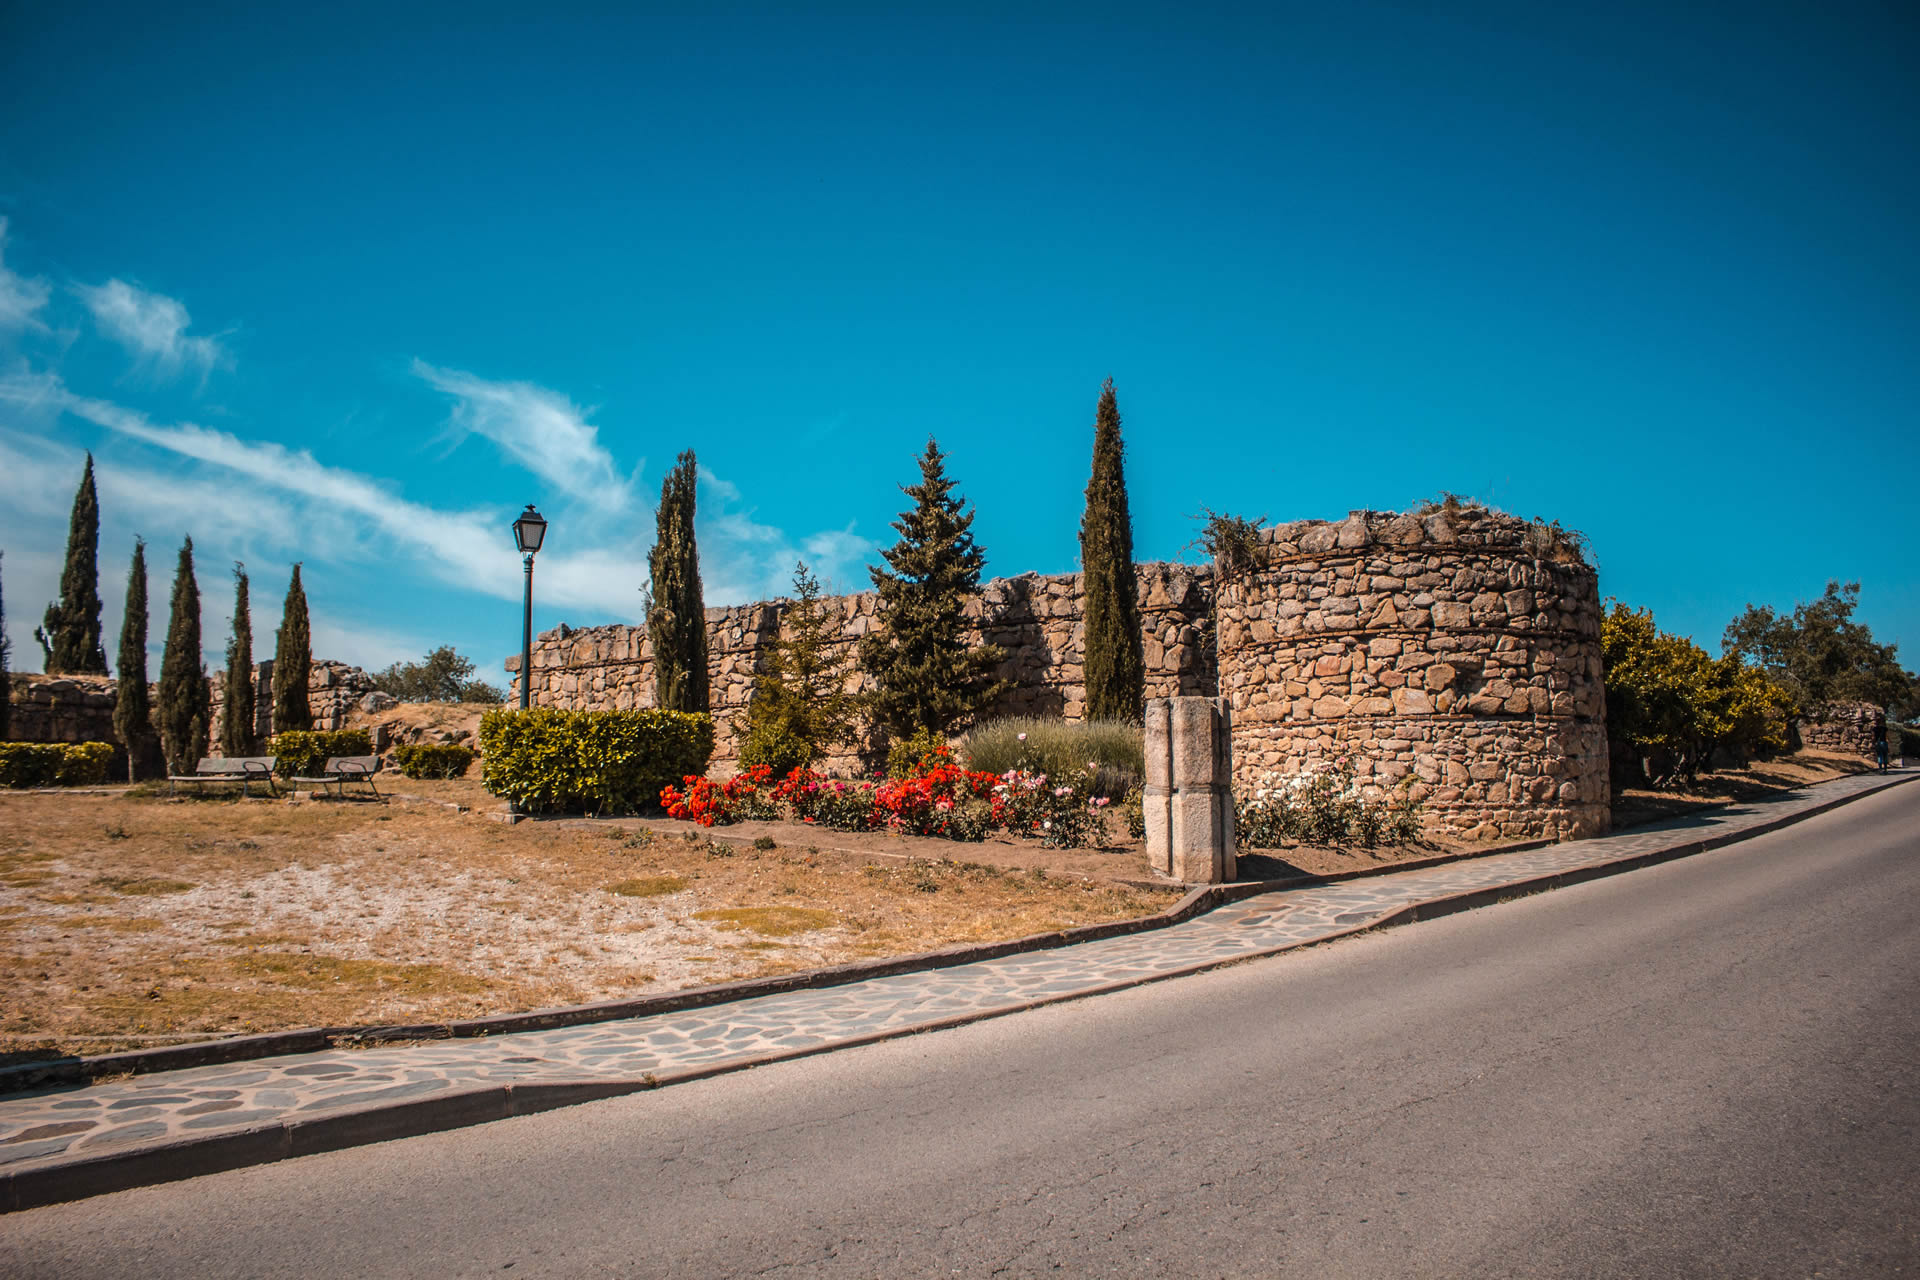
xmin=268 ymin=729 xmax=375 ymax=778
xmin=389 ymin=743 xmax=475 ymax=779
xmin=479 ymin=707 xmax=714 ymax=815
xmin=0 ymin=741 xmax=115 ymax=788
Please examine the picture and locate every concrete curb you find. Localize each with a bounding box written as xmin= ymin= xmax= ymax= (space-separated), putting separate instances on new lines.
xmin=3 ymin=770 xmax=1910 ymax=1213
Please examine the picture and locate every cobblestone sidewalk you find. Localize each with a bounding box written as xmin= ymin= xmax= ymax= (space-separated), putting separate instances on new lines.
xmin=2 ymin=769 xmax=1909 ymax=1209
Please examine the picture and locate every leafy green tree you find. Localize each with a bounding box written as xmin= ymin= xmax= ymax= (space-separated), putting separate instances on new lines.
xmin=648 ymin=450 xmax=709 ymax=713
xmin=113 ymin=540 xmax=157 ymax=781
xmin=0 ymin=551 xmax=11 ymax=740
xmin=156 ymin=537 xmax=210 ymax=774
xmin=738 ymin=561 xmax=857 ymax=772
xmin=272 ymin=564 xmax=312 ymax=732
xmin=36 ymin=453 xmax=108 ymax=674
xmin=1606 ymin=603 xmax=1792 ymax=784
xmin=220 ymin=563 xmax=255 ymax=756
xmin=859 ymin=439 xmax=1009 ymax=741
xmin=374 ymin=646 xmax=505 ymax=703
xmin=1079 ymin=378 xmax=1144 ymax=722
xmin=1723 ymin=581 xmax=1911 ymax=712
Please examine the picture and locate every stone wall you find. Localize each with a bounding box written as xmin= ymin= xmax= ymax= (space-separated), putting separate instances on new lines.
xmin=506 ymin=563 xmax=1215 ymax=769
xmin=1216 ymin=509 xmax=1608 ymax=842
xmin=204 ymin=659 xmax=377 ymax=746
xmin=1797 ymin=702 xmax=1883 ymax=758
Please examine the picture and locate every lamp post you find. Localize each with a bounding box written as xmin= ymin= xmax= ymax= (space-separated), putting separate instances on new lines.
xmin=513 ymin=504 xmax=548 ymax=709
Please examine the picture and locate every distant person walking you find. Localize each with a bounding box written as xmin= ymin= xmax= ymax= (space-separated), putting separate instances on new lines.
xmin=1873 ymin=723 xmax=1889 ymax=774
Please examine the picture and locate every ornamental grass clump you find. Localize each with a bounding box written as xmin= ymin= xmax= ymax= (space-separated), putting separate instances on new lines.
xmin=959 ymin=717 xmax=1143 ymax=800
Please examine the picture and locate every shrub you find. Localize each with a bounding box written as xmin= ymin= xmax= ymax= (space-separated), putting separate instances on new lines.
xmin=886 ymin=727 xmax=951 ymax=780
xmin=737 ymin=719 xmax=813 ymax=780
xmin=0 ymin=741 xmax=115 ymax=788
xmin=389 ymin=743 xmax=475 ymax=779
xmin=1235 ymin=759 xmax=1425 ymax=849
xmin=480 ymin=707 xmax=714 ymax=815
xmin=960 ymin=717 xmax=1143 ymax=800
xmin=269 ymin=729 xmax=374 ymax=778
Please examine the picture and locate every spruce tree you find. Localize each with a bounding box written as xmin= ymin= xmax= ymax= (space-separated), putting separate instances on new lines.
xmin=648 ymin=450 xmax=709 ymax=712
xmin=272 ymin=564 xmax=312 ymax=733
xmin=113 ymin=540 xmax=156 ymax=781
xmin=0 ymin=551 xmax=11 ymax=741
xmin=156 ymin=537 xmax=210 ymax=774
xmin=859 ymin=439 xmax=1010 ymax=741
xmin=39 ymin=453 xmax=109 ymax=674
xmin=739 ymin=560 xmax=856 ymax=771
xmin=1079 ymin=378 xmax=1145 ymax=722
xmin=221 ymin=563 xmax=255 ymax=756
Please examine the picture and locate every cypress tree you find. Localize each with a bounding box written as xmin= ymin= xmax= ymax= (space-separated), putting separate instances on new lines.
xmin=38 ymin=453 xmax=109 ymax=674
xmin=272 ymin=564 xmax=312 ymax=733
xmin=0 ymin=551 xmax=11 ymax=741
xmin=859 ymin=438 xmax=1010 ymax=741
xmin=1079 ymin=378 xmax=1145 ymax=722
xmin=113 ymin=540 xmax=156 ymax=781
xmin=156 ymin=537 xmax=210 ymax=774
xmin=648 ymin=450 xmax=709 ymax=712
xmin=221 ymin=563 xmax=255 ymax=756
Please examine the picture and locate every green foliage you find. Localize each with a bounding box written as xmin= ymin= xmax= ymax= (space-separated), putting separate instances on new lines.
xmin=112 ymin=540 xmax=155 ymax=781
xmin=156 ymin=537 xmax=211 ymax=776
xmin=1187 ymin=507 xmax=1267 ymax=576
xmin=37 ymin=453 xmax=109 ymax=675
xmin=272 ymin=564 xmax=313 ymax=733
xmin=268 ymin=728 xmax=373 ymax=778
xmin=479 ymin=707 xmax=715 ymax=815
xmin=373 ymin=646 xmax=505 ymax=703
xmin=959 ymin=717 xmax=1144 ymax=800
xmin=738 ymin=561 xmax=858 ymax=772
xmin=1080 ymin=379 xmax=1145 ymax=723
xmin=1121 ymin=784 xmax=1146 ymax=840
xmin=1236 ymin=761 xmax=1423 ymax=848
xmin=859 ymin=439 xmax=1010 ymax=742
xmin=1606 ymin=603 xmax=1794 ymax=785
xmin=1723 ymin=581 xmax=1913 ymax=713
xmin=388 ymin=742 xmax=476 ymax=779
xmin=649 ymin=450 xmax=709 ymax=713
xmin=886 ymin=726 xmax=950 ymax=780
xmin=221 ymin=563 xmax=255 ymax=757
xmin=0 ymin=741 xmax=115 ymax=788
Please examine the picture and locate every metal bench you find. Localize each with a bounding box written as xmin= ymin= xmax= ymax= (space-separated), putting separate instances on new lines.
xmin=293 ymin=755 xmax=383 ymax=800
xmin=168 ymin=756 xmax=278 ymax=798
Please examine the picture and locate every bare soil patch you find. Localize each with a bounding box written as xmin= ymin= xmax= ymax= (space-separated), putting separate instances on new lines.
xmin=1610 ymin=750 xmax=1874 ymax=831
xmin=0 ymin=783 xmax=1177 ymax=1062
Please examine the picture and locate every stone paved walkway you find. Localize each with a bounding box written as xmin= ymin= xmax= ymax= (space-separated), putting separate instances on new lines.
xmin=2 ymin=769 xmax=1909 ymax=1206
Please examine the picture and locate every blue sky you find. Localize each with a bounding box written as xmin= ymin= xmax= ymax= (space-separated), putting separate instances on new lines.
xmin=1 ymin=0 xmax=1914 ymax=683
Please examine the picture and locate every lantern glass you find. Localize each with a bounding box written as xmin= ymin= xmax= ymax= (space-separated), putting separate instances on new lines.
xmin=513 ymin=504 xmax=547 ymax=554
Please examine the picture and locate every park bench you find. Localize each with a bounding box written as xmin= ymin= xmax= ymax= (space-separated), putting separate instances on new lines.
xmin=168 ymin=757 xmax=278 ymax=798
xmin=293 ymin=755 xmax=384 ymax=801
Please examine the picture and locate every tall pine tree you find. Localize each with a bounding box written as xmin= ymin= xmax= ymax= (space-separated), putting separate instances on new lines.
xmin=113 ymin=540 xmax=156 ymax=781
xmin=859 ymin=439 xmax=1009 ymax=741
xmin=156 ymin=537 xmax=210 ymax=774
xmin=648 ymin=450 xmax=709 ymax=712
xmin=0 ymin=551 xmax=11 ymax=741
xmin=1079 ymin=378 xmax=1145 ymax=722
xmin=221 ymin=563 xmax=255 ymax=756
xmin=272 ymin=564 xmax=312 ymax=733
xmin=37 ymin=453 xmax=108 ymax=674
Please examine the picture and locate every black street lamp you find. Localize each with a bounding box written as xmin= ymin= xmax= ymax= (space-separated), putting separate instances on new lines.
xmin=513 ymin=504 xmax=548 ymax=709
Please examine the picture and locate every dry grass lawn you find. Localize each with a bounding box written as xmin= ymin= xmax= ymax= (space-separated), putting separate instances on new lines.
xmin=0 ymin=779 xmax=1176 ymax=1062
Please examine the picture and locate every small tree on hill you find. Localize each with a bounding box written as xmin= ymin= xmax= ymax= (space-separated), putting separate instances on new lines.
xmin=738 ymin=560 xmax=857 ymax=773
xmin=156 ymin=537 xmax=210 ymax=774
xmin=649 ymin=450 xmax=709 ymax=713
xmin=859 ymin=439 xmax=1009 ymax=742
xmin=113 ymin=540 xmax=157 ymax=781
xmin=221 ymin=563 xmax=255 ymax=756
xmin=272 ymin=564 xmax=312 ymax=733
xmin=1079 ymin=378 xmax=1145 ymax=722
xmin=374 ymin=646 xmax=505 ymax=703
xmin=37 ymin=453 xmax=108 ymax=675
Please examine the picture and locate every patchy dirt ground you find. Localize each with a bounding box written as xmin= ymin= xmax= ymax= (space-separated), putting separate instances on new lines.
xmin=1611 ymin=749 xmax=1873 ymax=830
xmin=0 ymin=781 xmax=1177 ymax=1062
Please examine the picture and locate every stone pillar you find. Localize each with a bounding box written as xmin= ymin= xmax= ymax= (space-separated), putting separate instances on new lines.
xmin=1144 ymin=696 xmax=1236 ymax=883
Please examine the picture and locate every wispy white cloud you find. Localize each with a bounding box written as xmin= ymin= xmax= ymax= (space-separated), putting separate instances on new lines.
xmin=694 ymin=469 xmax=878 ymax=603
xmin=0 ymin=219 xmax=51 ymax=334
xmin=413 ymin=360 xmax=633 ymax=511
xmin=76 ymin=278 xmax=228 ymax=377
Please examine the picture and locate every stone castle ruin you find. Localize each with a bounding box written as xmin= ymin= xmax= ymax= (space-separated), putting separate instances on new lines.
xmin=509 ymin=506 xmax=1612 ymax=842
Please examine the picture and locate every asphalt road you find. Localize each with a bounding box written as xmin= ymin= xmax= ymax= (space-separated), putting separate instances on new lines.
xmin=6 ymin=782 xmax=1917 ymax=1278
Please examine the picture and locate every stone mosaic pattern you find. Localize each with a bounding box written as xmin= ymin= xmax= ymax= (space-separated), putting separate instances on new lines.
xmin=0 ymin=770 xmax=1906 ymax=1187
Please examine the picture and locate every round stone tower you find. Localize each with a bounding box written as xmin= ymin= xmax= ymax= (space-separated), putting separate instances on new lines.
xmin=1213 ymin=506 xmax=1608 ymax=842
